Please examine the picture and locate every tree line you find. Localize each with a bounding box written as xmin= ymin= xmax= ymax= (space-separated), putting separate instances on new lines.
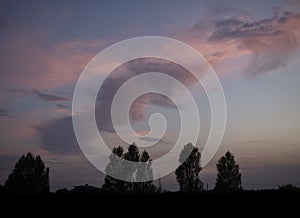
xmin=0 ymin=143 xmax=246 ymax=194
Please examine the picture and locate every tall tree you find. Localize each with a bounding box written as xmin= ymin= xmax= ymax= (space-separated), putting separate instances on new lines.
xmin=5 ymin=153 xmax=49 ymax=194
xmin=124 ymin=143 xmax=140 ymax=183
xmin=123 ymin=143 xmax=140 ymax=191
xmin=102 ymin=144 xmax=157 ymax=193
xmin=214 ymin=151 xmax=242 ymax=192
xmin=135 ymin=150 xmax=156 ymax=193
xmin=175 ymin=143 xmax=203 ymax=192
xmin=102 ymin=146 xmax=126 ymax=192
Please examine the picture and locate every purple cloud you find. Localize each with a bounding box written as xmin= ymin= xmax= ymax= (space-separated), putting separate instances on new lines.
xmin=12 ymin=89 xmax=70 ymax=102
xmin=32 ymin=90 xmax=70 ymax=102
xmin=0 ymin=108 xmax=14 ymax=118
xmin=35 ymin=116 xmax=80 ymax=154
xmin=209 ymin=16 xmax=282 ymax=41
xmin=95 ymin=57 xmax=198 ymax=132
xmin=207 ymin=11 xmax=300 ymax=74
xmin=56 ymin=104 xmax=70 ymax=110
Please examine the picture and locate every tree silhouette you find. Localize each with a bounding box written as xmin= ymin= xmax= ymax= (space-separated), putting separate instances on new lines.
xmin=214 ymin=151 xmax=242 ymax=192
xmin=175 ymin=143 xmax=203 ymax=192
xmin=124 ymin=143 xmax=140 ymax=190
xmin=102 ymin=146 xmax=126 ymax=192
xmin=135 ymin=150 xmax=156 ymax=193
xmin=102 ymin=143 xmax=157 ymax=193
xmin=0 ymin=184 xmax=4 ymax=194
xmin=278 ymin=184 xmax=300 ymax=192
xmin=5 ymin=153 xmax=49 ymax=194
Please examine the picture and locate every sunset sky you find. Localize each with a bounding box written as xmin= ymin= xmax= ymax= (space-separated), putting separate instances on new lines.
xmin=1 ymin=0 xmax=300 ymax=191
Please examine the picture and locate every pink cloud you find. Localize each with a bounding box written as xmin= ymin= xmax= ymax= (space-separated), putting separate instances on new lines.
xmin=0 ymin=30 xmax=107 ymax=90
xmin=0 ymin=117 xmax=38 ymax=155
xmin=178 ymin=10 xmax=300 ymax=75
xmin=213 ymin=11 xmax=300 ymax=75
xmin=242 ymin=12 xmax=300 ymax=74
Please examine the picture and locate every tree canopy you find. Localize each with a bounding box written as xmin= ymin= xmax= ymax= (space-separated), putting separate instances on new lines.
xmin=5 ymin=153 xmax=49 ymax=194
xmin=214 ymin=151 xmax=242 ymax=192
xmin=175 ymin=143 xmax=203 ymax=192
xmin=102 ymin=143 xmax=157 ymax=193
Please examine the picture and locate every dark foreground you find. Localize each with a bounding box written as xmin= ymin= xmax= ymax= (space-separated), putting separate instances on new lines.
xmin=1 ymin=191 xmax=299 ymax=217
xmin=1 ymin=190 xmax=299 ymax=205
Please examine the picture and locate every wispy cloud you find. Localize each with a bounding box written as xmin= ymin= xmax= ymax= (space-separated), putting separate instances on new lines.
xmin=0 ymin=29 xmax=106 ymax=90
xmin=0 ymin=108 xmax=13 ymax=118
xmin=209 ymin=16 xmax=282 ymax=41
xmin=138 ymin=136 xmax=170 ymax=145
xmin=32 ymin=90 xmax=69 ymax=102
xmin=180 ymin=7 xmax=300 ymax=75
xmin=56 ymin=104 xmax=70 ymax=110
xmin=12 ymin=89 xmax=70 ymax=102
xmin=208 ymin=11 xmax=300 ymax=74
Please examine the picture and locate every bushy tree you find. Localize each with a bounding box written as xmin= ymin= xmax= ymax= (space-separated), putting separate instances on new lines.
xmin=5 ymin=153 xmax=49 ymax=194
xmin=175 ymin=143 xmax=203 ymax=192
xmin=214 ymin=151 xmax=242 ymax=192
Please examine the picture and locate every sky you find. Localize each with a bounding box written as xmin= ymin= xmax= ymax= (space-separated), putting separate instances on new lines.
xmin=1 ymin=0 xmax=300 ymax=191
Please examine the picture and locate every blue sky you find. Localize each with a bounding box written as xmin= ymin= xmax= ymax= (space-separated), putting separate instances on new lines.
xmin=0 ymin=0 xmax=300 ymax=190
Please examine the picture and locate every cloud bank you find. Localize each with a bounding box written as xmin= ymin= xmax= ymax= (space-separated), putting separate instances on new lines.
xmin=35 ymin=116 xmax=80 ymax=154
